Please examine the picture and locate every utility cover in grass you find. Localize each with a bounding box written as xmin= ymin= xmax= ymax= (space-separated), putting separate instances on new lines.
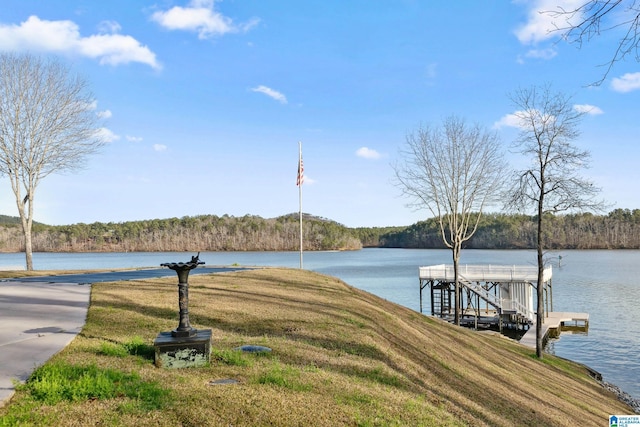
xmin=209 ymin=379 xmax=240 ymax=386
xmin=234 ymin=345 xmax=272 ymax=353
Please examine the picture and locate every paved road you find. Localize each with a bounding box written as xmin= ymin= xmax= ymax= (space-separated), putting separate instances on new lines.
xmin=7 ymin=265 xmax=246 ymax=284
xmin=0 ymin=266 xmax=246 ymax=408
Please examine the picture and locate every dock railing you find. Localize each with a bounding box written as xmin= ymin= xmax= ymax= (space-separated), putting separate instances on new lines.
xmin=419 ymin=264 xmax=551 ymax=284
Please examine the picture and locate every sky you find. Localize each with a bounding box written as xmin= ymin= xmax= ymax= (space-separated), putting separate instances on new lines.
xmin=0 ymin=0 xmax=638 ymax=228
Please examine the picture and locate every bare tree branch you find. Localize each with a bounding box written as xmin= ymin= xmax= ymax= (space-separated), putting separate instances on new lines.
xmin=546 ymin=0 xmax=640 ymax=84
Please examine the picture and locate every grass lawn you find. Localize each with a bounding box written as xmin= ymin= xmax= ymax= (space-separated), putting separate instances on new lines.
xmin=0 ymin=268 xmax=631 ymax=426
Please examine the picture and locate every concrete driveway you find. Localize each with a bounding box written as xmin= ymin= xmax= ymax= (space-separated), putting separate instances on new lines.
xmin=0 ymin=281 xmax=91 ymax=407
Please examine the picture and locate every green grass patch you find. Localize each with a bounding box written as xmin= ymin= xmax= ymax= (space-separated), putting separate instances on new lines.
xmin=344 ymin=316 xmax=366 ymax=329
xmin=256 ymin=363 xmax=313 ymax=392
xmin=212 ymin=348 xmax=253 ymax=366
xmin=17 ymin=362 xmax=169 ymax=410
xmin=0 ymin=399 xmax=52 ymax=426
xmin=98 ymin=341 xmax=129 ymax=357
xmin=335 ymin=391 xmax=375 ymax=406
xmin=97 ymin=336 xmax=154 ymax=360
xmin=357 ymin=366 xmax=405 ymax=388
xmin=537 ymin=354 xmax=591 ymax=380
xmin=122 ymin=336 xmax=155 ymax=359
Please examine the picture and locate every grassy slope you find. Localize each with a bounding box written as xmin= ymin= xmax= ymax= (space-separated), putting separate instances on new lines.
xmin=0 ymin=268 xmax=630 ymax=426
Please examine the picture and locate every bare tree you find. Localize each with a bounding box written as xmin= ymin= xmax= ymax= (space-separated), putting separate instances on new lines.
xmin=0 ymin=53 xmax=106 ymax=270
xmin=395 ymin=116 xmax=506 ymax=325
xmin=547 ymin=0 xmax=640 ymax=84
xmin=506 ymin=84 xmax=604 ymax=358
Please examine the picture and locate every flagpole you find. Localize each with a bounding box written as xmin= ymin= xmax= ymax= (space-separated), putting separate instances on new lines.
xmin=298 ymin=141 xmax=303 ymax=269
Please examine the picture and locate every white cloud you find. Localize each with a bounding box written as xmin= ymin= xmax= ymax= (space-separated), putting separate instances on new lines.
xmin=153 ymin=144 xmax=167 ymax=151
xmin=514 ymin=0 xmax=585 ymax=64
xmin=0 ymin=15 xmax=160 ymax=69
xmin=97 ymin=20 xmax=122 ymax=34
xmin=126 ymin=135 xmax=143 ymax=142
xmin=97 ymin=127 xmax=120 ymax=143
xmin=494 ymin=109 xmax=561 ymax=130
xmin=514 ymin=0 xmax=584 ymax=45
xmin=251 ymin=85 xmax=287 ymax=104
xmin=611 ymin=72 xmax=640 ymax=93
xmin=97 ymin=109 xmax=112 ymax=119
xmin=78 ymin=33 xmax=160 ymax=68
xmin=301 ymin=176 xmax=316 ymax=185
xmin=573 ymin=104 xmax=604 ymax=115
xmin=88 ymin=101 xmax=112 ymax=119
xmin=493 ymin=113 xmax=524 ymax=129
xmin=151 ymin=0 xmax=259 ymax=39
xmin=356 ymin=147 xmax=381 ymax=160
xmin=524 ymin=47 xmax=557 ymax=60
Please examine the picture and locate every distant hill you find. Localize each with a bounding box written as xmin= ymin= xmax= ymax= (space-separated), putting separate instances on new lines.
xmin=0 ymin=215 xmax=22 ymax=225
xmin=0 ymin=215 xmax=47 ymax=227
xmin=0 ymin=213 xmax=366 ymax=252
xmin=2 ymin=209 xmax=640 ymax=252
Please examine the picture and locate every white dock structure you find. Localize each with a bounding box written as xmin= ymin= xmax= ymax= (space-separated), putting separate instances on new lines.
xmin=419 ymin=264 xmax=554 ymax=330
xmin=519 ymin=312 xmax=590 ymax=348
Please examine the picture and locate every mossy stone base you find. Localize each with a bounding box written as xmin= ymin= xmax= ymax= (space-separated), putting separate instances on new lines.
xmin=154 ymin=329 xmax=212 ymax=368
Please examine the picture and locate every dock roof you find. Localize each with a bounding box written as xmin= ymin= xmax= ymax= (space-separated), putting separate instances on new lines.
xmin=419 ymin=264 xmax=552 ymax=284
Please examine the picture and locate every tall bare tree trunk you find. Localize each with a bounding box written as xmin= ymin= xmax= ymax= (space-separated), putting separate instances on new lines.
xmin=22 ymin=221 xmax=33 ymax=271
xmin=536 ymin=196 xmax=544 ymax=358
xmin=16 ymin=194 xmax=34 ymax=270
xmin=453 ymin=244 xmax=461 ymax=326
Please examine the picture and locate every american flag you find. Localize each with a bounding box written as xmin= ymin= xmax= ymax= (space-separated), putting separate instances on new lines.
xmin=297 ymin=156 xmax=304 ymax=186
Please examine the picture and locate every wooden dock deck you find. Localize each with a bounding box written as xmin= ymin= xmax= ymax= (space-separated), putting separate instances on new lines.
xmin=520 ymin=312 xmax=589 ymax=348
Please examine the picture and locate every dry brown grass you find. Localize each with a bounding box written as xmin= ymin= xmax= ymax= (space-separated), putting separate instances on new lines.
xmin=0 ymin=267 xmax=631 ymax=426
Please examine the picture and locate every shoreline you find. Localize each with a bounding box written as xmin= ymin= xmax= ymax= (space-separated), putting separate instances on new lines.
xmin=603 ymin=382 xmax=640 ymax=414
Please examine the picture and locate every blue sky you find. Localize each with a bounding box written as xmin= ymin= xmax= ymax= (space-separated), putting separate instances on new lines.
xmin=0 ymin=0 xmax=638 ymax=227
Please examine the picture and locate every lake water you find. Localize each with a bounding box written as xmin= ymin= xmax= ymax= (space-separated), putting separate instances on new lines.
xmin=1 ymin=248 xmax=638 ymax=399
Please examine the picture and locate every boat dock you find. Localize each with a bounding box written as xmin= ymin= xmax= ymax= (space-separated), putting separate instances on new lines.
xmin=419 ymin=264 xmax=590 ymax=343
xmin=519 ymin=312 xmax=589 ymax=348
xmin=419 ymin=264 xmax=553 ymax=330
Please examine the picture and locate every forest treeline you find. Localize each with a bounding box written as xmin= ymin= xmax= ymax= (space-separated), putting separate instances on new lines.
xmin=0 ymin=213 xmax=367 ymax=252
xmin=0 ymin=209 xmax=639 ymax=252
xmin=379 ymin=209 xmax=640 ymax=249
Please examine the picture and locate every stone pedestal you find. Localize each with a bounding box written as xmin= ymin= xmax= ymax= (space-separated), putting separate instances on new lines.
xmin=154 ymin=329 xmax=212 ymax=368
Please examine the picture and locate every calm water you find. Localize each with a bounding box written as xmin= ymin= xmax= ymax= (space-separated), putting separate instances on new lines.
xmin=1 ymin=248 xmax=638 ymax=399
